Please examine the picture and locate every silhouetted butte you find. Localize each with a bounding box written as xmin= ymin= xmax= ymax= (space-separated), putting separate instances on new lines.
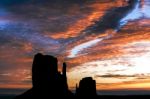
xmin=76 ymin=77 xmax=97 ymax=97
xmin=15 ymin=53 xmax=72 ymax=99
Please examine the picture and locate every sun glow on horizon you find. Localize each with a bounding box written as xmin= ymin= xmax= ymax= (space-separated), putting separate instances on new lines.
xmin=68 ymin=40 xmax=150 ymax=89
xmin=1 ymin=0 xmax=150 ymax=92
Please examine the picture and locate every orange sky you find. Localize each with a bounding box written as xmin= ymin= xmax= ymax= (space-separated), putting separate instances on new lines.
xmin=0 ymin=0 xmax=150 ymax=92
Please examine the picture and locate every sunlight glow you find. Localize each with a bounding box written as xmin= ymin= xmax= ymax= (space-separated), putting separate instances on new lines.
xmin=68 ymin=40 xmax=150 ymax=88
xmin=131 ymin=56 xmax=150 ymax=73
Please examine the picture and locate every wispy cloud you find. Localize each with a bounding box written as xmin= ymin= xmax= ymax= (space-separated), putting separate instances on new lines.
xmin=95 ymin=74 xmax=137 ymax=78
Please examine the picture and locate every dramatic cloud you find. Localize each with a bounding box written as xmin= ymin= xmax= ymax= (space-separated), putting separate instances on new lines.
xmin=0 ymin=0 xmax=150 ymax=91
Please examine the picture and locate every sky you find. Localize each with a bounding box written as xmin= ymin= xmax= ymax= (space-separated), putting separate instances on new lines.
xmin=0 ymin=0 xmax=150 ymax=94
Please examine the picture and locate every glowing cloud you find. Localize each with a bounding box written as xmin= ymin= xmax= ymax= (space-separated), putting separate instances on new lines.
xmin=120 ymin=0 xmax=150 ymax=25
xmin=120 ymin=0 xmax=142 ymax=25
xmin=68 ymin=38 xmax=103 ymax=58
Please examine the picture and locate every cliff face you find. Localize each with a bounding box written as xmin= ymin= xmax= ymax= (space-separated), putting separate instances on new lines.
xmin=15 ymin=53 xmax=73 ymax=99
xmin=76 ymin=77 xmax=97 ymax=96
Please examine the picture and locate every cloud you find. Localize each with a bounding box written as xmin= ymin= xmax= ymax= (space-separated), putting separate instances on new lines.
xmin=1 ymin=0 xmax=93 ymax=5
xmin=1 ymin=0 xmax=150 ymax=90
xmin=95 ymin=74 xmax=137 ymax=78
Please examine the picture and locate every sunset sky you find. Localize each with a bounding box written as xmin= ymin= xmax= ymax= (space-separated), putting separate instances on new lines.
xmin=0 ymin=0 xmax=150 ymax=94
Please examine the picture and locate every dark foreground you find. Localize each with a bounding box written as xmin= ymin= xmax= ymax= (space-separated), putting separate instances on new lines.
xmin=0 ymin=95 xmax=15 ymax=99
xmin=1 ymin=95 xmax=150 ymax=99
